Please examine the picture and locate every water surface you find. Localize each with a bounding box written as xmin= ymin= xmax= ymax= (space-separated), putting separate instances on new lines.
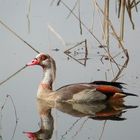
xmin=0 ymin=1 xmax=140 ymax=140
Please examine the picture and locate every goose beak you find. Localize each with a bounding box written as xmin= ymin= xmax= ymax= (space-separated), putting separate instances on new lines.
xmin=26 ymin=58 xmax=39 ymax=66
xmin=23 ymin=131 xmax=36 ymax=139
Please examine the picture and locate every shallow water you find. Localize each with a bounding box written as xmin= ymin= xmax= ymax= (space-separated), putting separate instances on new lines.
xmin=0 ymin=1 xmax=140 ymax=140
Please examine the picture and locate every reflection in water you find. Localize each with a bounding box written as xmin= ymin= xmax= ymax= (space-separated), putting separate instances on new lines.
xmin=0 ymin=95 xmax=18 ymax=140
xmin=23 ymin=100 xmax=54 ymax=140
xmin=24 ymin=99 xmax=137 ymax=140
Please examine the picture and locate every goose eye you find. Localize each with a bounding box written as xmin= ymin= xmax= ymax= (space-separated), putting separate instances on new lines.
xmin=41 ymin=55 xmax=47 ymax=60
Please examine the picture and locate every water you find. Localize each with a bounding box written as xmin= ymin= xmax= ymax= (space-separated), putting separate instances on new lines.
xmin=0 ymin=1 xmax=140 ymax=140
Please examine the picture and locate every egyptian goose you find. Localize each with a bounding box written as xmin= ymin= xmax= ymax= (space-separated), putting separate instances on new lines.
xmin=27 ymin=53 xmax=137 ymax=103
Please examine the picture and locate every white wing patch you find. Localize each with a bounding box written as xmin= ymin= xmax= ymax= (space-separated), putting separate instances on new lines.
xmin=72 ymin=89 xmax=106 ymax=103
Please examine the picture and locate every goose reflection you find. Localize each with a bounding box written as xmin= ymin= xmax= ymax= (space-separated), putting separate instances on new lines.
xmin=24 ymin=99 xmax=137 ymax=140
xmin=24 ymin=100 xmax=54 ymax=140
xmin=54 ymin=101 xmax=137 ymax=121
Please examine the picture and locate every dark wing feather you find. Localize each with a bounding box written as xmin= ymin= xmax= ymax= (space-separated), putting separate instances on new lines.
xmin=90 ymin=81 xmax=126 ymax=89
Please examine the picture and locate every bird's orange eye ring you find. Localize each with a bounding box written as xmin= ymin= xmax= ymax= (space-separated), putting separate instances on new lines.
xmin=41 ymin=55 xmax=47 ymax=60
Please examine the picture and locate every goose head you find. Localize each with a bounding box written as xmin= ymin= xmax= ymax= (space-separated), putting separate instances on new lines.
xmin=27 ymin=53 xmax=56 ymax=88
xmin=27 ymin=53 xmax=55 ymax=69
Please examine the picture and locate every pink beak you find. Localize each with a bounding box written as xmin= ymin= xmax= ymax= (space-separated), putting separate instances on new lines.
xmin=23 ymin=132 xmax=36 ymax=140
xmin=26 ymin=58 xmax=39 ymax=66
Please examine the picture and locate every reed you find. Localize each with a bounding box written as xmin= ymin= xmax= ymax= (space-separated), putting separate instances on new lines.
xmin=56 ymin=0 xmax=139 ymax=81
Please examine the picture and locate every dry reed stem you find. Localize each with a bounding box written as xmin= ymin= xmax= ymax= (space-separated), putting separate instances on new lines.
xmin=78 ymin=0 xmax=83 ymax=35
xmin=1 ymin=95 xmax=18 ymax=140
xmin=60 ymin=0 xmax=126 ymax=80
xmin=59 ymin=0 xmax=102 ymax=45
xmin=60 ymin=0 xmax=120 ymax=73
xmin=90 ymin=0 xmax=96 ymax=32
xmin=118 ymin=0 xmax=140 ymax=30
xmin=93 ymin=0 xmax=121 ymax=69
xmin=112 ymin=50 xmax=129 ymax=82
xmin=64 ymin=39 xmax=88 ymax=66
xmin=98 ymin=120 xmax=107 ymax=140
xmin=6 ymin=95 xmax=18 ymax=140
xmin=103 ymin=0 xmax=116 ymax=78
xmin=93 ymin=0 xmax=129 ymax=81
xmin=132 ymin=0 xmax=140 ymax=9
xmin=120 ymin=0 xmax=125 ymax=41
xmin=57 ymin=0 xmax=62 ymax=6
xmin=27 ymin=0 xmax=32 ymax=33
xmin=0 ymin=65 xmax=27 ymax=86
xmin=72 ymin=117 xmax=88 ymax=138
xmin=0 ymin=19 xmax=40 ymax=54
xmin=66 ymin=0 xmax=79 ymax=19
xmin=126 ymin=1 xmax=135 ymax=29
xmin=60 ymin=118 xmax=81 ymax=140
xmin=103 ymin=0 xmax=110 ymax=46
xmin=48 ymin=24 xmax=66 ymax=46
xmin=0 ymin=19 xmax=40 ymax=86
